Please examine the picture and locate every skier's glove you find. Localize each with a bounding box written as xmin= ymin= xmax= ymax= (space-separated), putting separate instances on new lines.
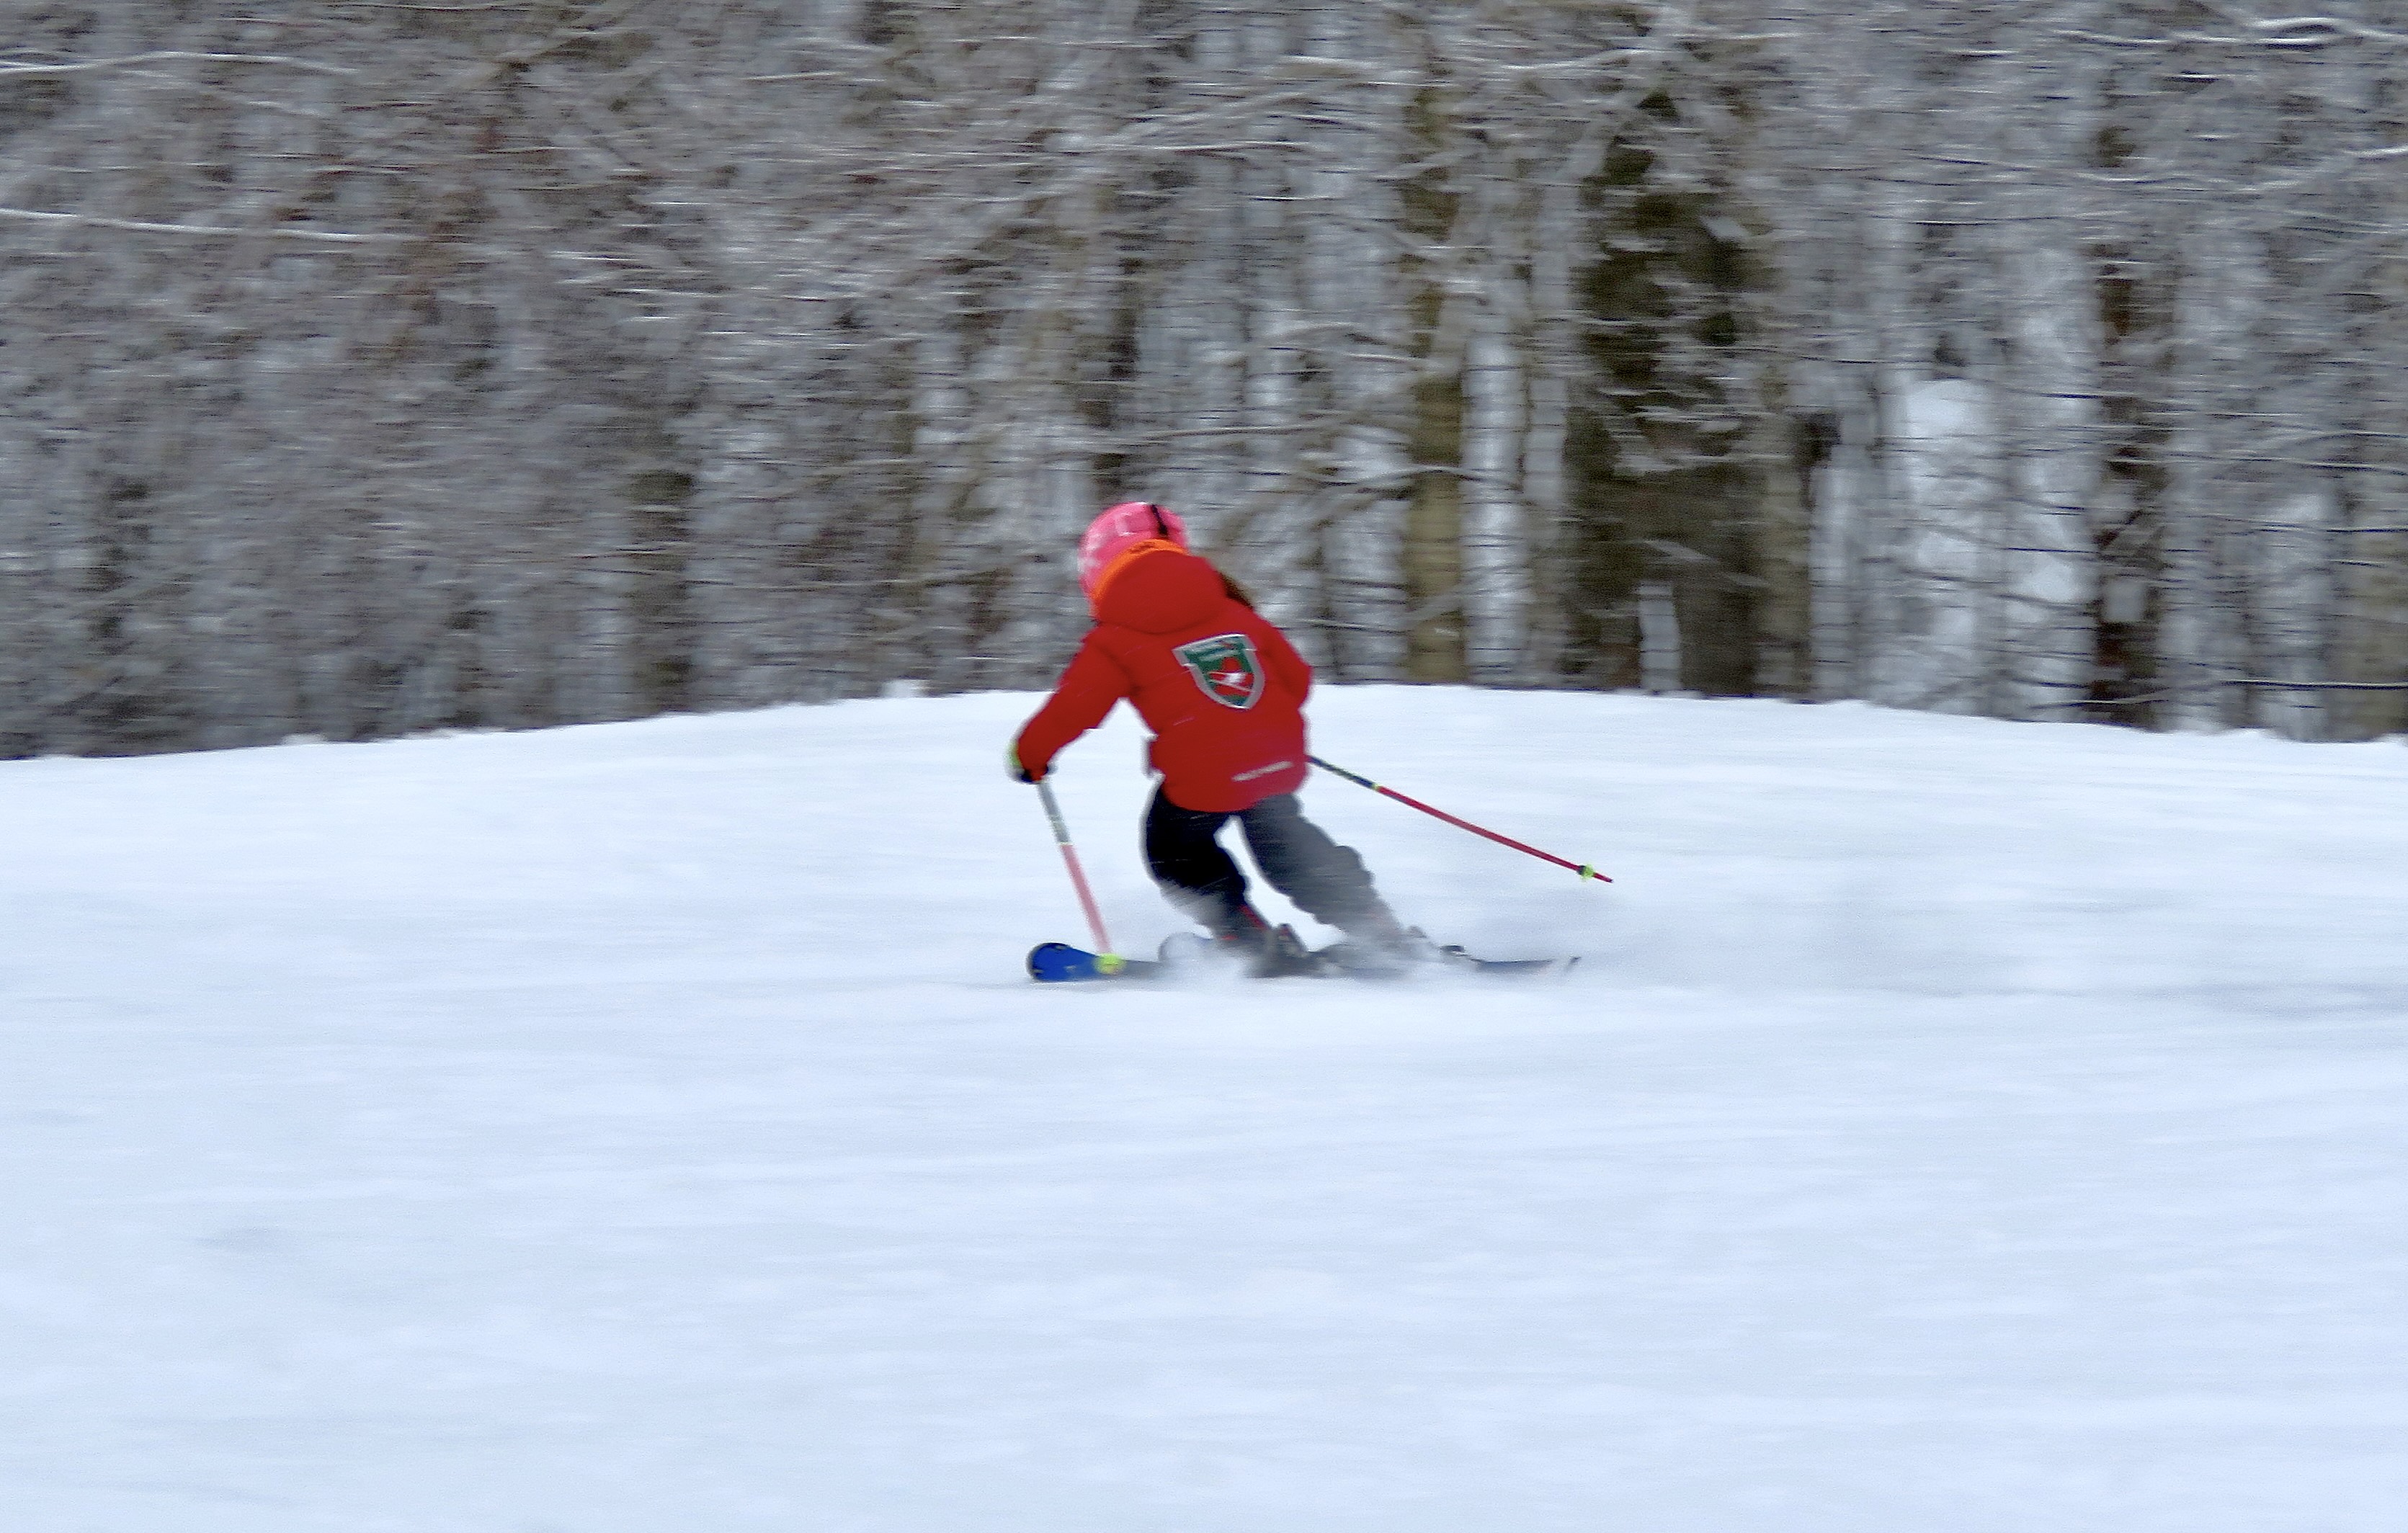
xmin=1007 ymin=743 xmax=1043 ymax=785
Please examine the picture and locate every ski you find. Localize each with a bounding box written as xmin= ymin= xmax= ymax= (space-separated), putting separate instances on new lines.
xmin=1027 ymin=938 xmax=1575 ymax=983
xmin=1430 ymin=945 xmax=1580 ymax=980
xmin=1028 ymin=942 xmax=1166 ymax=983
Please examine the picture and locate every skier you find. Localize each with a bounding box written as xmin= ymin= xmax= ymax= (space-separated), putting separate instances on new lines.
xmin=1008 ymin=502 xmax=1417 ymax=976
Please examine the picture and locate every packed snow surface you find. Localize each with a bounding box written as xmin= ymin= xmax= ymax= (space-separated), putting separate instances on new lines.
xmin=6 ymin=688 xmax=2405 ymax=1532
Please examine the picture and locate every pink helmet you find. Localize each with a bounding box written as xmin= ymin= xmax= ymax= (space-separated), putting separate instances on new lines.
xmin=1077 ymin=502 xmax=1190 ymax=596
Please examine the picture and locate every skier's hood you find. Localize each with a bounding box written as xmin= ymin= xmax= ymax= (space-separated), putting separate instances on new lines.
xmin=1093 ymin=547 xmax=1226 ymax=634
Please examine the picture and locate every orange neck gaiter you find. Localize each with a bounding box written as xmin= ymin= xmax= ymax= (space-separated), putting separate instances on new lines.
xmin=1087 ymin=539 xmax=1185 ymax=614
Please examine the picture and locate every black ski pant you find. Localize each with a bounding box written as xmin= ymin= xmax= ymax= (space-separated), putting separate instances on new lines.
xmin=1145 ymin=787 xmax=1387 ymax=937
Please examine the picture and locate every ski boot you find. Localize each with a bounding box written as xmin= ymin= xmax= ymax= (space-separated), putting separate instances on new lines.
xmin=1159 ymin=905 xmax=1324 ymax=979
xmin=1313 ymin=908 xmax=1427 ymax=980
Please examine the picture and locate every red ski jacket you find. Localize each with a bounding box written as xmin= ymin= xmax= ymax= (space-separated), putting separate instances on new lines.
xmin=1015 ymin=548 xmax=1311 ymax=813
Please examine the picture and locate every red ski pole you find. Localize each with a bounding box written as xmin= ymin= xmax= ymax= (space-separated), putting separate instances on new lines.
xmin=1308 ymin=754 xmax=1612 ymax=884
xmin=1034 ymin=777 xmax=1125 ymax=966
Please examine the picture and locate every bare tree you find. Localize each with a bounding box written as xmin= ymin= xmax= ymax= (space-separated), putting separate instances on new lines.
xmin=2 ymin=0 xmax=2402 ymax=756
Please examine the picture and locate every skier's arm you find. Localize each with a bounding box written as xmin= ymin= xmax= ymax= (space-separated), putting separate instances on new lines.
xmin=1012 ymin=639 xmax=1132 ymax=780
xmin=1258 ymin=620 xmax=1314 ymax=706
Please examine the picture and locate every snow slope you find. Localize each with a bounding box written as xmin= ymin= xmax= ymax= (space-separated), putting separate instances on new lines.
xmin=4 ymin=687 xmax=2404 ymax=1532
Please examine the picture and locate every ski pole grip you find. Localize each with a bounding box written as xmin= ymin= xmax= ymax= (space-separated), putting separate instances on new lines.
xmin=1308 ymin=754 xmax=1376 ymax=791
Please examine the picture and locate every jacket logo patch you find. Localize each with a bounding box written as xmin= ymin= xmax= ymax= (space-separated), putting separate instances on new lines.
xmin=1173 ymin=633 xmax=1265 ymax=710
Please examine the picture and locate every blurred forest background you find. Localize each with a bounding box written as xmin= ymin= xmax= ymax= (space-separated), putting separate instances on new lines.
xmin=4 ymin=0 xmax=2407 ymax=756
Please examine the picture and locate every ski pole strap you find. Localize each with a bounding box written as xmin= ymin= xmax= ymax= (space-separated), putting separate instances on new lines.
xmin=1306 ymin=754 xmax=1612 ymax=884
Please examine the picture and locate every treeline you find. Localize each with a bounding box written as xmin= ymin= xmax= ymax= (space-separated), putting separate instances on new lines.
xmin=3 ymin=1 xmax=2404 ymax=756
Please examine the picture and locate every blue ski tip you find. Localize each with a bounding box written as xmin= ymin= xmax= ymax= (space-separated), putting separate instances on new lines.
xmin=1029 ymin=943 xmax=1150 ymax=983
xmin=1030 ymin=942 xmax=1106 ymax=983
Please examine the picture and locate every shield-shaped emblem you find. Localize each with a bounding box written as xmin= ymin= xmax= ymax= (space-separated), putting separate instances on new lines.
xmin=1173 ymin=633 xmax=1265 ymax=710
